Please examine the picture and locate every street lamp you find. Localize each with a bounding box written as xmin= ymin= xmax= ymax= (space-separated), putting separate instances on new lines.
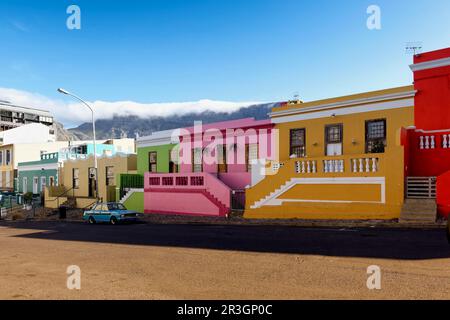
xmin=57 ymin=88 xmax=98 ymax=201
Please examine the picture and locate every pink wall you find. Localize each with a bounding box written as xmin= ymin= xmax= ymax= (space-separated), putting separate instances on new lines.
xmin=177 ymin=118 xmax=275 ymax=182
xmin=218 ymin=173 xmax=251 ymax=190
xmin=145 ymin=190 xmax=223 ymax=216
xmin=143 ymin=172 xmax=231 ymax=217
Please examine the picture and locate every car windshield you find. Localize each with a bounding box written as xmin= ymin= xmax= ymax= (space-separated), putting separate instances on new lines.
xmin=107 ymin=203 xmax=127 ymax=211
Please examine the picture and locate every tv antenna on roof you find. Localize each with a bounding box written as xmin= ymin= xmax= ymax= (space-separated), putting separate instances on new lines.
xmin=405 ymin=42 xmax=423 ymax=56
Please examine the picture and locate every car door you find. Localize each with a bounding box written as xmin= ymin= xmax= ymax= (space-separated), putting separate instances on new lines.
xmin=97 ymin=204 xmax=111 ymax=223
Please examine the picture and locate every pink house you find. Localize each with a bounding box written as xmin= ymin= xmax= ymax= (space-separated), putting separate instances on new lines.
xmin=144 ymin=118 xmax=275 ymax=217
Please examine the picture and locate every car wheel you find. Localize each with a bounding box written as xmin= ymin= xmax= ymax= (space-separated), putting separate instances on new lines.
xmin=88 ymin=216 xmax=96 ymax=224
xmin=110 ymin=217 xmax=118 ymax=225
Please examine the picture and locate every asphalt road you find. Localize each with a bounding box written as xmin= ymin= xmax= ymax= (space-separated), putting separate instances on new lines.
xmin=0 ymin=220 xmax=449 ymax=299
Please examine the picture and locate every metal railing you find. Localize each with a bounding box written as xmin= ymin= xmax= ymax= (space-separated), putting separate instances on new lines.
xmin=406 ymin=176 xmax=436 ymax=199
xmin=45 ymin=187 xmax=75 ymax=208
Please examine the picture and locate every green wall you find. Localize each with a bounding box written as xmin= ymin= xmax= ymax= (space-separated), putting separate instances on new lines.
xmin=123 ymin=191 xmax=144 ymax=213
xmin=137 ymin=144 xmax=176 ymax=175
xmin=17 ymin=169 xmax=58 ymax=194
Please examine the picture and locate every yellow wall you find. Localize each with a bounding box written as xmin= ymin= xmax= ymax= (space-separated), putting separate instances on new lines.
xmin=244 ymin=87 xmax=414 ymax=220
xmin=275 ymin=107 xmax=413 ymax=161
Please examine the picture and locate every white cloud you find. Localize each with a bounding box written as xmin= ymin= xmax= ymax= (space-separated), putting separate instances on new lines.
xmin=0 ymin=87 xmax=262 ymax=128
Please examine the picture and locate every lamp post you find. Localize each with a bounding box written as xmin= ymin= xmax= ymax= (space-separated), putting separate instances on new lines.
xmin=57 ymin=88 xmax=98 ymax=201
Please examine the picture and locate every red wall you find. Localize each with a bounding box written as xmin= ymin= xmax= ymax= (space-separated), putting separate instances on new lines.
xmin=406 ymin=130 xmax=450 ymax=177
xmin=410 ymin=48 xmax=450 ymax=218
xmin=413 ymin=48 xmax=450 ymax=130
xmin=437 ymin=171 xmax=450 ymax=219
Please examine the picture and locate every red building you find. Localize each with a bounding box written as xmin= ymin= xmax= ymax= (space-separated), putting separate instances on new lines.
xmin=405 ymin=47 xmax=450 ymax=217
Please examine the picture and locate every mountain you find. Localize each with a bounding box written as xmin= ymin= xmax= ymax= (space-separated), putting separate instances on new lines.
xmin=65 ymin=102 xmax=279 ymax=140
xmin=55 ymin=121 xmax=80 ymax=141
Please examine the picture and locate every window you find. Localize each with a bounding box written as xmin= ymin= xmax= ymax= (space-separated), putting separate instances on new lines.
xmin=246 ymin=144 xmax=259 ymax=172
xmin=106 ymin=166 xmax=115 ymax=186
xmin=0 ymin=151 xmax=3 ymax=165
xmin=325 ymin=124 xmax=343 ymax=156
xmin=290 ymin=129 xmax=306 ymax=158
xmin=6 ymin=150 xmax=11 ymax=165
xmin=22 ymin=177 xmax=28 ymax=193
xmin=49 ymin=176 xmax=55 ymax=187
xmin=40 ymin=176 xmax=46 ymax=193
xmin=72 ymin=168 xmax=80 ymax=189
xmin=169 ymin=147 xmax=179 ymax=173
xmin=366 ymin=119 xmax=386 ymax=153
xmin=98 ymin=204 xmax=109 ymax=212
xmin=149 ymin=152 xmax=157 ymax=173
xmin=192 ymin=148 xmax=203 ymax=172
xmin=107 ymin=203 xmax=126 ymax=211
xmin=33 ymin=177 xmax=38 ymax=194
xmin=217 ymin=145 xmax=227 ymax=173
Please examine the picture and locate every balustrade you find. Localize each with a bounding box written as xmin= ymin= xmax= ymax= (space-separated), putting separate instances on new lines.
xmin=351 ymin=157 xmax=379 ymax=173
xmin=295 ymin=160 xmax=317 ymax=174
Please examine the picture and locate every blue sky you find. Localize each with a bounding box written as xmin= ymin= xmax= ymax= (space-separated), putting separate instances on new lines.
xmin=0 ymin=0 xmax=449 ymax=126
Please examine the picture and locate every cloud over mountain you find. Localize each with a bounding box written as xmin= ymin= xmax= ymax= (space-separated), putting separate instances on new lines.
xmin=0 ymin=87 xmax=262 ymax=127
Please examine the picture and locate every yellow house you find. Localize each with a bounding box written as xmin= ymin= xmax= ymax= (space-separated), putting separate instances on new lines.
xmin=45 ymin=154 xmax=137 ymax=209
xmin=245 ymin=86 xmax=415 ymax=220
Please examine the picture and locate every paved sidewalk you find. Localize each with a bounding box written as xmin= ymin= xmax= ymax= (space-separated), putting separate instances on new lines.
xmin=2 ymin=208 xmax=446 ymax=229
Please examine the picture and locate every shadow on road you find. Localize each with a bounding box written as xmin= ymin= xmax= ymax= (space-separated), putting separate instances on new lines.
xmin=1 ymin=220 xmax=449 ymax=260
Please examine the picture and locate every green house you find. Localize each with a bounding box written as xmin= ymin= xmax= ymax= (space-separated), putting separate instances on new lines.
xmin=17 ymin=152 xmax=60 ymax=195
xmin=117 ymin=130 xmax=179 ymax=212
xmin=136 ymin=129 xmax=180 ymax=175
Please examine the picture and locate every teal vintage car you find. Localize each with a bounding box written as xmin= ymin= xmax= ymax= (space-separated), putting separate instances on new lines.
xmin=83 ymin=202 xmax=140 ymax=225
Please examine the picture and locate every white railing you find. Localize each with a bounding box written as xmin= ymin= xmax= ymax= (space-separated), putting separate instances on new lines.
xmin=323 ymin=160 xmax=344 ymax=173
xmin=351 ymin=158 xmax=379 ymax=173
xmin=419 ymin=135 xmax=436 ymax=150
xmin=442 ymin=134 xmax=449 ymax=149
xmin=295 ymin=160 xmax=317 ymax=174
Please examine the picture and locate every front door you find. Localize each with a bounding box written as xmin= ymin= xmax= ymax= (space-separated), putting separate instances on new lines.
xmin=88 ymin=168 xmax=96 ymax=198
xmin=32 ymin=177 xmax=38 ymax=194
xmin=325 ymin=124 xmax=343 ymax=156
xmin=218 ymin=145 xmax=227 ymax=173
xmin=23 ymin=177 xmax=28 ymax=193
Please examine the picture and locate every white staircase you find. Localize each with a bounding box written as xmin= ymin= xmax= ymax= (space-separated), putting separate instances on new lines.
xmin=119 ymin=188 xmax=144 ymax=204
xmin=250 ymin=179 xmax=295 ymax=209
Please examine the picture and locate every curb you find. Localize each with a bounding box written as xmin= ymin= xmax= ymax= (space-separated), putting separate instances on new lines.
xmin=1 ymin=217 xmax=446 ymax=230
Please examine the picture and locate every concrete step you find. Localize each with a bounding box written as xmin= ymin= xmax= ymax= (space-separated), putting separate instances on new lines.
xmin=401 ymin=199 xmax=437 ymax=223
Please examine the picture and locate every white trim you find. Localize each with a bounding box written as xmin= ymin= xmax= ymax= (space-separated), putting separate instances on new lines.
xmin=120 ymin=188 xmax=144 ymax=204
xmin=137 ymin=129 xmax=180 ymax=148
xmin=413 ymin=128 xmax=450 ymax=134
xmin=271 ymin=99 xmax=414 ymax=124
xmin=269 ymin=90 xmax=416 ymax=118
xmin=409 ymin=57 xmax=450 ymax=72
xmin=18 ymin=163 xmax=58 ymax=172
xmin=251 ymin=177 xmax=386 ymax=209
